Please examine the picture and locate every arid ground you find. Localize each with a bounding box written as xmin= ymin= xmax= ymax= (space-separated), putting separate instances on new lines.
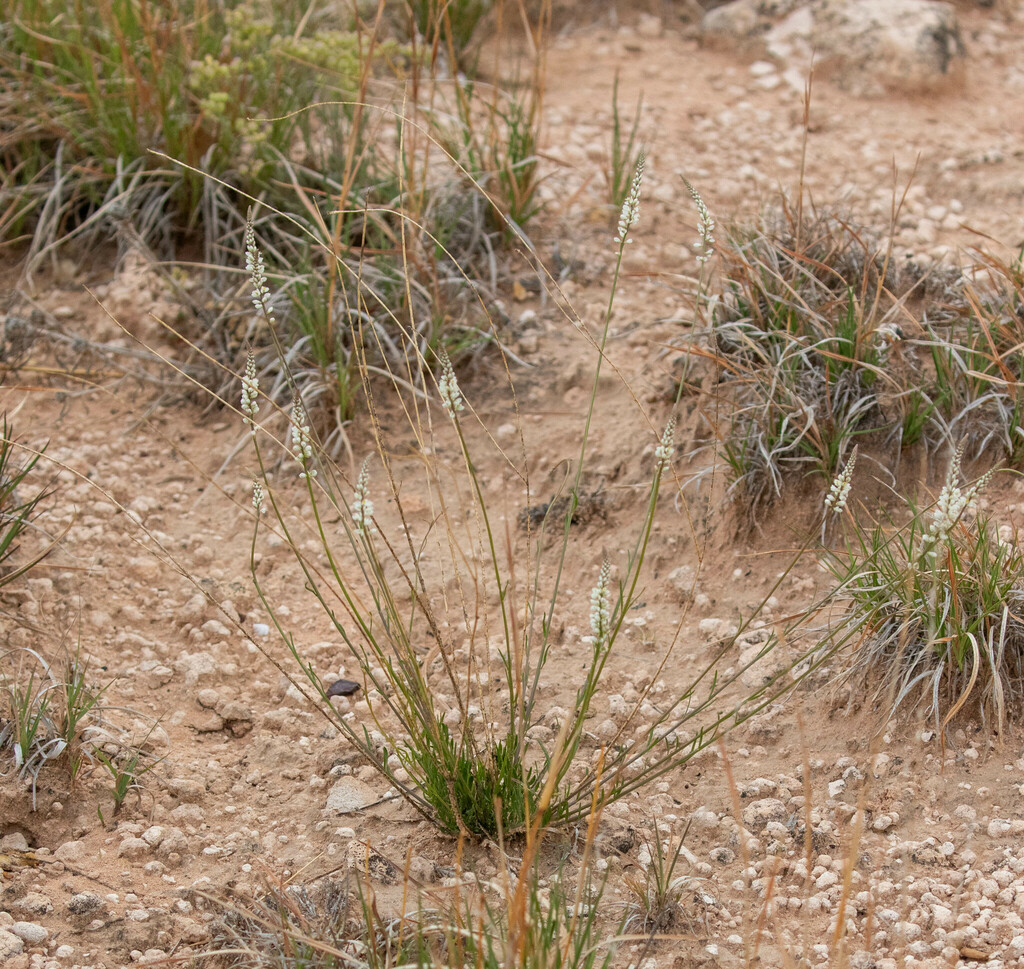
xmin=4 ymin=3 xmax=1024 ymax=968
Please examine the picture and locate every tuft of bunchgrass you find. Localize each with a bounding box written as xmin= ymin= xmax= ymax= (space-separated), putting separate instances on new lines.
xmin=234 ymin=161 xmax=840 ymax=840
xmin=0 ymin=645 xmax=158 ymax=812
xmin=823 ymin=443 xmax=1023 ymax=735
xmin=621 ymin=820 xmax=698 ymax=937
xmin=0 ymin=414 xmax=54 ymax=589
xmin=686 ymin=202 xmax=1024 ymax=521
xmin=693 ymin=207 xmax=901 ymax=518
xmin=208 ymin=773 xmax=621 ymax=969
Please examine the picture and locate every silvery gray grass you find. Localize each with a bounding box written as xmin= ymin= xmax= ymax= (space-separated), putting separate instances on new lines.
xmin=685 ymin=202 xmax=1024 ymax=521
xmin=236 ymin=164 xmax=840 ymax=840
xmin=821 ymin=442 xmax=1024 ymax=735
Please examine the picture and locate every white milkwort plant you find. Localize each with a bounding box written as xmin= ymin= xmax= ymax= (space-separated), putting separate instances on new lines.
xmin=290 ymin=395 xmax=317 ymax=479
xmin=919 ymin=442 xmax=994 ymax=561
xmin=351 ymin=457 xmax=375 ymax=537
xmin=437 ymin=349 xmax=464 ymax=417
xmin=615 ymin=151 xmax=645 ymax=245
xmin=228 ymin=182 xmax=830 ymax=843
xmin=589 ymin=562 xmax=612 ymax=649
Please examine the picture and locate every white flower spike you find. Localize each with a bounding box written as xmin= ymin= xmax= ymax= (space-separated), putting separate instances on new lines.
xmin=437 ymin=350 xmax=464 ymax=417
xmin=291 ymin=395 xmax=317 ymax=479
xmin=655 ymin=417 xmax=676 ymax=472
xmin=615 ymin=152 xmax=645 ymax=245
xmin=920 ymin=443 xmax=994 ymax=558
xmin=825 ymin=447 xmax=857 ymax=516
xmin=241 ymin=348 xmax=259 ymax=431
xmin=681 ymin=177 xmax=715 ymax=266
xmin=244 ymin=220 xmax=276 ymax=326
xmin=352 ymin=457 xmax=376 ymax=537
xmin=590 ymin=562 xmax=612 ymax=649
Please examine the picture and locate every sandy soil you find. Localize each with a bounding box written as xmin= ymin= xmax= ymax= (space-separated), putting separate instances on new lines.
xmin=4 ymin=3 xmax=1024 ymax=967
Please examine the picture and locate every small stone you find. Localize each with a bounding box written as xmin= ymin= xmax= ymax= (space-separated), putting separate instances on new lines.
xmin=741 ymin=798 xmax=787 ymax=831
xmin=409 ymin=856 xmax=438 ymax=883
xmin=118 ymin=837 xmax=151 ymax=859
xmin=667 ymin=566 xmax=696 ymax=601
xmin=196 ymin=688 xmax=220 ymax=709
xmin=325 ymin=777 xmax=380 ymax=814
xmin=144 ymin=664 xmax=174 ymax=688
xmin=177 ymin=594 xmax=208 ymax=622
xmin=710 ymin=846 xmax=735 ymax=864
xmin=175 ymin=651 xmax=218 ymax=686
xmin=0 ymin=929 xmax=24 ymax=960
xmin=54 ymin=840 xmax=86 ymax=863
xmin=9 ymin=921 xmax=48 ymax=944
xmin=55 ymin=944 xmax=75 ymax=958
xmin=988 ymin=818 xmax=1012 ymax=838
xmin=11 ymin=893 xmax=52 ymax=916
xmin=67 ymin=892 xmax=105 ymax=916
xmin=141 ymin=826 xmax=165 ymax=847
xmin=201 ymin=618 xmax=232 ymax=638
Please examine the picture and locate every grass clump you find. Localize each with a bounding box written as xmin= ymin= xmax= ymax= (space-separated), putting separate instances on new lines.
xmin=0 ymin=0 xmax=397 ymax=257
xmin=0 ymin=646 xmax=160 ymax=812
xmin=235 ymin=162 xmax=830 ymax=841
xmin=0 ymin=414 xmax=53 ymax=589
xmin=698 ymin=208 xmax=901 ymax=517
xmin=691 ymin=201 xmax=1024 ymax=521
xmin=824 ymin=443 xmax=1024 ymax=735
xmin=210 ymin=796 xmax=620 ymax=969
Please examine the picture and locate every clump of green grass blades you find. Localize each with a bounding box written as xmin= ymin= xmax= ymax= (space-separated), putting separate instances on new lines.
xmin=823 ymin=443 xmax=1024 ymax=736
xmin=692 ymin=204 xmax=1024 ymax=521
xmin=0 ymin=0 xmax=402 ymax=269
xmin=237 ymin=164 xmax=834 ymax=840
xmin=699 ymin=208 xmax=904 ymax=518
xmin=0 ymin=414 xmax=53 ymax=590
xmin=1 ymin=646 xmax=160 ymax=812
